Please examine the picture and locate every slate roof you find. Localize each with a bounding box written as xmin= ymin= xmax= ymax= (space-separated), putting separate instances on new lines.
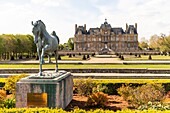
xmin=126 ymin=25 xmax=137 ymax=34
xmin=75 ymin=20 xmax=137 ymax=35
xmin=111 ymin=28 xmax=125 ymax=34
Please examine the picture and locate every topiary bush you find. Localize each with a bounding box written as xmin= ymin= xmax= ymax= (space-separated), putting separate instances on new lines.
xmin=58 ymin=55 xmax=61 ymax=60
xmin=117 ymin=84 xmax=165 ymax=108
xmin=148 ymin=55 xmax=152 ymax=60
xmin=86 ymin=92 xmax=108 ymax=108
xmin=138 ymin=54 xmax=141 ymax=58
xmin=69 ymin=54 xmax=72 ymax=58
xmin=121 ymin=55 xmax=124 ymax=60
xmin=87 ymin=54 xmax=90 ymax=59
xmin=74 ymin=78 xmax=95 ymax=96
xmin=82 ymin=55 xmax=87 ymax=60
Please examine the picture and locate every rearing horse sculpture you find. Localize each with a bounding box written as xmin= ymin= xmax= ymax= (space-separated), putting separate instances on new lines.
xmin=32 ymin=20 xmax=59 ymax=76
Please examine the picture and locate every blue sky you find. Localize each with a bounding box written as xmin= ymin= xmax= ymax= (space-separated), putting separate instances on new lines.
xmin=0 ymin=0 xmax=170 ymax=43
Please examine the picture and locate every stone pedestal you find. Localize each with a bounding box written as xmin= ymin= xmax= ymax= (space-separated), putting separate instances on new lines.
xmin=16 ymin=71 xmax=73 ymax=109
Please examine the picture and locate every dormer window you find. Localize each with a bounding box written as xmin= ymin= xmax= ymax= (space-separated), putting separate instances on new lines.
xmin=130 ymin=28 xmax=134 ymax=34
xmin=78 ymin=30 xmax=82 ymax=35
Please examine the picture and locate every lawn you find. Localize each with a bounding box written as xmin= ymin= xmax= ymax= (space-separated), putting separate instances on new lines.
xmin=124 ymin=55 xmax=170 ymax=61
xmin=0 ymin=64 xmax=170 ymax=68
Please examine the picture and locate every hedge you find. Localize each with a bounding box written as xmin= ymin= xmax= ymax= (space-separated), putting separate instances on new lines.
xmin=74 ymin=79 xmax=170 ymax=95
xmin=1 ymin=108 xmax=170 ymax=113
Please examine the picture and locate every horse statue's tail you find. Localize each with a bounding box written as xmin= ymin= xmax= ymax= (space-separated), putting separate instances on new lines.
xmin=51 ymin=31 xmax=60 ymax=44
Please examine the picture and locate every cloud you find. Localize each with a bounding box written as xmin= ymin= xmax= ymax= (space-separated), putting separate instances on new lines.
xmin=31 ymin=0 xmax=60 ymax=7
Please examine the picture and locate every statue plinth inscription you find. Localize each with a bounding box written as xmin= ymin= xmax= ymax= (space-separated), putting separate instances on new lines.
xmin=27 ymin=93 xmax=47 ymax=107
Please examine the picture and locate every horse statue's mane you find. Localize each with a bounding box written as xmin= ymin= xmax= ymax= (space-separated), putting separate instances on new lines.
xmin=38 ymin=20 xmax=46 ymax=28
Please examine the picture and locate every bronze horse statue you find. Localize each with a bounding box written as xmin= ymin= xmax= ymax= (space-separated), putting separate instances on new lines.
xmin=32 ymin=20 xmax=59 ymax=76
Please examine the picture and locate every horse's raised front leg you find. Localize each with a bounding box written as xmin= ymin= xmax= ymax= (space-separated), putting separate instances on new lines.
xmin=41 ymin=48 xmax=45 ymax=64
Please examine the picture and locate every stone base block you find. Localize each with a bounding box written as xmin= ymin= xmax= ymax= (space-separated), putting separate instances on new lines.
xmin=16 ymin=71 xmax=73 ymax=109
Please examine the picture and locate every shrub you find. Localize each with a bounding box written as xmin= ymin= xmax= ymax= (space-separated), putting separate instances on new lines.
xmin=148 ymin=55 xmax=152 ymax=60
xmin=0 ymin=90 xmax=7 ymax=104
xmin=138 ymin=54 xmax=141 ymax=58
xmin=92 ymin=84 xmax=108 ymax=93
xmin=74 ymin=78 xmax=94 ymax=96
xmin=87 ymin=54 xmax=90 ymax=59
xmin=121 ymin=55 xmax=124 ymax=60
xmin=58 ymin=55 xmax=61 ymax=60
xmin=3 ymin=98 xmax=15 ymax=109
xmin=4 ymin=74 xmax=28 ymax=94
xmin=82 ymin=55 xmax=86 ymax=60
xmin=138 ymin=101 xmax=170 ymax=110
xmin=86 ymin=92 xmax=108 ymax=107
xmin=91 ymin=53 xmax=95 ymax=57
xmin=119 ymin=55 xmax=121 ymax=58
xmin=69 ymin=54 xmax=72 ymax=57
xmin=117 ymin=84 xmax=165 ymax=108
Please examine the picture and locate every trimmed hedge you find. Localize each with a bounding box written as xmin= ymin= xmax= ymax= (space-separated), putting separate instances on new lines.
xmin=74 ymin=79 xmax=170 ymax=95
xmin=0 ymin=108 xmax=169 ymax=113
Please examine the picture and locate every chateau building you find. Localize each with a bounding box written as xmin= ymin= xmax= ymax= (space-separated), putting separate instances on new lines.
xmin=74 ymin=19 xmax=138 ymax=52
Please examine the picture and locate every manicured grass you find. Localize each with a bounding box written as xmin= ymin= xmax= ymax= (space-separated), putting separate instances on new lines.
xmin=0 ymin=64 xmax=170 ymax=68
xmin=124 ymin=55 xmax=170 ymax=61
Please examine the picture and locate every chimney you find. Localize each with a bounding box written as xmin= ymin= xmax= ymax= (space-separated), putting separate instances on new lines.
xmin=126 ymin=23 xmax=128 ymax=32
xmin=75 ymin=24 xmax=77 ymax=33
xmin=135 ymin=23 xmax=137 ymax=32
xmin=84 ymin=24 xmax=86 ymax=32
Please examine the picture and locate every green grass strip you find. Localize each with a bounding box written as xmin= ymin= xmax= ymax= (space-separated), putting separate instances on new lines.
xmin=0 ymin=64 xmax=170 ymax=69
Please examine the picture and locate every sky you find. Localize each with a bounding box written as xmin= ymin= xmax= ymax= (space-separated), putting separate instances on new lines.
xmin=0 ymin=0 xmax=170 ymax=44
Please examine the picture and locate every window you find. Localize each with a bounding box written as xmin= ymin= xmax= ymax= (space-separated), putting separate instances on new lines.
xmin=99 ymin=44 xmax=101 ymax=48
xmin=99 ymin=37 xmax=101 ymax=41
xmin=88 ymin=44 xmax=90 ymax=48
xmin=122 ymin=36 xmax=124 ymax=41
xmin=134 ymin=43 xmax=137 ymax=47
xmin=111 ymin=36 xmax=115 ymax=41
xmin=116 ymin=36 xmax=119 ymax=41
xmin=128 ymin=43 xmax=130 ymax=48
xmin=116 ymin=43 xmax=118 ymax=47
xmin=134 ymin=36 xmax=137 ymax=41
xmin=128 ymin=37 xmax=130 ymax=41
xmin=122 ymin=43 xmax=124 ymax=47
